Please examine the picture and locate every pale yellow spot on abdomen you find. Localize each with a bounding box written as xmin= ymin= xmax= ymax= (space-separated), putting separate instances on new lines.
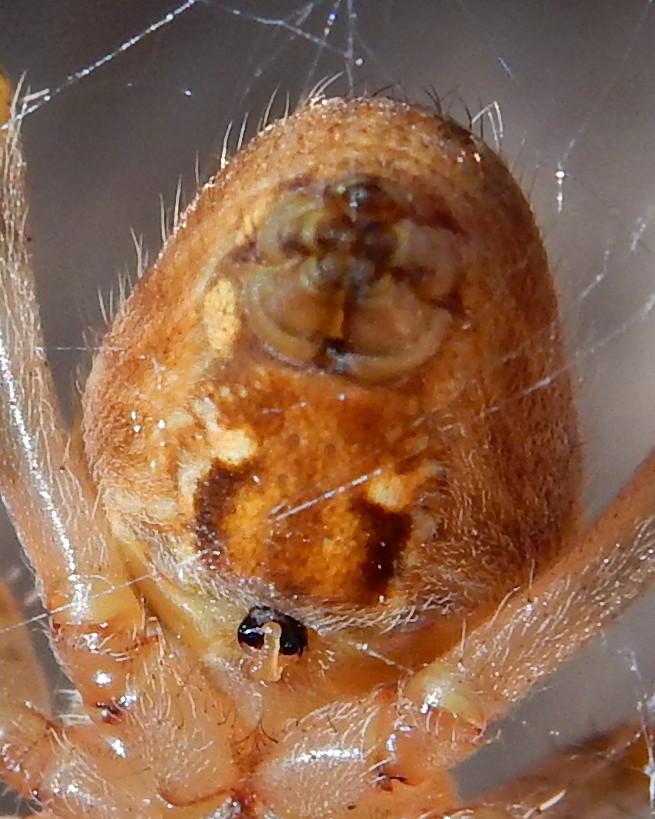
xmin=212 ymin=426 xmax=258 ymax=468
xmin=367 ymin=462 xmax=440 ymax=512
xmin=192 ymin=397 xmax=258 ymax=468
xmin=203 ymin=280 xmax=241 ymax=360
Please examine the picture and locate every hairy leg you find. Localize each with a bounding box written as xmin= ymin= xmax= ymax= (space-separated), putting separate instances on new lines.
xmin=0 ymin=86 xmax=241 ymax=818
xmin=0 ymin=82 xmax=144 ymax=691
xmin=450 ymin=724 xmax=653 ymax=819
xmin=440 ymin=447 xmax=655 ymax=719
xmin=251 ymin=449 xmax=655 ymax=818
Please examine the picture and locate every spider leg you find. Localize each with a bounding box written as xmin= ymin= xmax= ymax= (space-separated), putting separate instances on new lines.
xmin=447 ymin=723 xmax=654 ymax=818
xmin=0 ymin=82 xmax=146 ymax=692
xmin=0 ymin=627 xmax=242 ymax=817
xmin=437 ymin=446 xmax=655 ymax=720
xmin=0 ymin=580 xmax=50 ymax=817
xmin=0 ymin=569 xmax=149 ymax=815
xmin=0 ymin=554 xmax=241 ymax=815
xmin=359 ymin=445 xmax=655 ymax=795
xmin=0 ymin=581 xmax=50 ymax=715
xmin=0 ymin=86 xmax=242 ymax=816
xmin=251 ymin=450 xmax=655 ymax=819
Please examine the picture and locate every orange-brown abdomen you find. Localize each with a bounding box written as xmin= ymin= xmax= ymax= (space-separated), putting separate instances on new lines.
xmin=82 ymin=96 xmax=579 ymax=661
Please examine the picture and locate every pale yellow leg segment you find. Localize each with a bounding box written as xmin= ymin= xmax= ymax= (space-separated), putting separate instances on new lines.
xmin=438 ymin=447 xmax=655 ymax=721
xmin=253 ymin=686 xmax=481 ymax=819
xmin=361 ymin=447 xmax=655 ymax=809
xmin=0 ymin=625 xmax=242 ymax=817
xmin=0 ymin=76 xmax=146 ymax=680
xmin=0 ymin=76 xmax=242 ymax=818
xmin=254 ymin=449 xmax=655 ymax=819
xmin=0 ymin=581 xmax=51 ymax=817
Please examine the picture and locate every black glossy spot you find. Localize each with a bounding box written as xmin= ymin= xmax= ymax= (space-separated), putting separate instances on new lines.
xmin=237 ymin=616 xmax=265 ymax=650
xmin=237 ymin=606 xmax=308 ymax=656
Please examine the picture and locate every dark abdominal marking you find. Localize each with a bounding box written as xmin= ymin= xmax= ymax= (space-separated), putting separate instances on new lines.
xmin=352 ymin=498 xmax=412 ymax=597
xmin=194 ymin=462 xmax=249 ymax=565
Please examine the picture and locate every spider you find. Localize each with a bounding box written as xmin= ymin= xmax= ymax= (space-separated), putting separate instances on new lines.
xmin=1 ymin=74 xmax=655 ymax=818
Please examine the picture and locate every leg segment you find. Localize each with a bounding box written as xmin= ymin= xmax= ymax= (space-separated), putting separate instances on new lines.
xmin=250 ymin=448 xmax=655 ymax=818
xmin=0 ymin=619 xmax=242 ymax=817
xmin=0 ymin=81 xmax=144 ymax=686
xmin=448 ymin=724 xmax=654 ymax=819
xmin=440 ymin=446 xmax=655 ymax=719
xmin=0 ymin=85 xmax=242 ymax=818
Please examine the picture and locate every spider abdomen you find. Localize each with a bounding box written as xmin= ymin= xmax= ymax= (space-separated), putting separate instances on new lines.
xmin=83 ymin=96 xmax=580 ymax=693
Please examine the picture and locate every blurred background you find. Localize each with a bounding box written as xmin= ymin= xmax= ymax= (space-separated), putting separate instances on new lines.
xmin=1 ymin=0 xmax=655 ymax=814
